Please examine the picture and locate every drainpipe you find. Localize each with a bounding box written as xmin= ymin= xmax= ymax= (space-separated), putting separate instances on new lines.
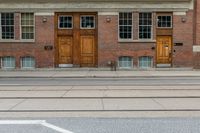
xmin=193 ymin=0 xmax=197 ymax=46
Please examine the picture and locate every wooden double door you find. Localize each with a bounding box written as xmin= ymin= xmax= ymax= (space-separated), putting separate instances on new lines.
xmin=55 ymin=13 xmax=97 ymax=67
xmin=156 ymin=36 xmax=172 ymax=64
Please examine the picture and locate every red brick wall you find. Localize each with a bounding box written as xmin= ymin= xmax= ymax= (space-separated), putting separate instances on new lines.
xmin=173 ymin=10 xmax=194 ymax=67
xmin=0 ymin=14 xmax=55 ymax=69
xmin=98 ymin=14 xmax=155 ymax=68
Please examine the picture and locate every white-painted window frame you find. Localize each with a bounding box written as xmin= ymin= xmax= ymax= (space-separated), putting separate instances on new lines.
xmin=58 ymin=15 xmax=73 ymax=29
xmin=20 ymin=56 xmax=35 ymax=69
xmin=1 ymin=56 xmax=16 ymax=69
xmin=20 ymin=12 xmax=35 ymax=41
xmin=157 ymin=15 xmax=173 ymax=28
xmin=118 ymin=12 xmax=133 ymax=41
xmin=80 ymin=15 xmax=95 ymax=29
xmin=138 ymin=56 xmax=153 ymax=69
xmin=138 ymin=12 xmax=153 ymax=40
xmin=0 ymin=12 xmax=15 ymax=41
xmin=118 ymin=56 xmax=133 ymax=69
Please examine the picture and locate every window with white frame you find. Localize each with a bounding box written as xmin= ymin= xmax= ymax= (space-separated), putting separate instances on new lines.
xmin=21 ymin=13 xmax=34 ymax=39
xmin=1 ymin=13 xmax=14 ymax=39
xmin=1 ymin=56 xmax=15 ymax=69
xmin=81 ymin=16 xmax=95 ymax=29
xmin=118 ymin=56 xmax=133 ymax=68
xmin=139 ymin=13 xmax=152 ymax=39
xmin=58 ymin=16 xmax=73 ymax=29
xmin=119 ymin=12 xmax=132 ymax=39
xmin=157 ymin=16 xmax=172 ymax=28
xmin=139 ymin=56 xmax=153 ymax=68
xmin=21 ymin=56 xmax=35 ymax=68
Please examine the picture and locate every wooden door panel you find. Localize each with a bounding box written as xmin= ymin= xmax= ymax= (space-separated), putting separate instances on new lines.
xmin=58 ymin=36 xmax=73 ymax=64
xmin=80 ymin=36 xmax=95 ymax=66
xmin=156 ymin=36 xmax=172 ymax=64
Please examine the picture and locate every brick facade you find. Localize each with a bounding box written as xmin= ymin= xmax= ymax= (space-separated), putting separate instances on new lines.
xmin=0 ymin=0 xmax=198 ymax=69
xmin=98 ymin=14 xmax=155 ymax=68
xmin=173 ymin=10 xmax=193 ymax=67
xmin=0 ymin=14 xmax=55 ymax=68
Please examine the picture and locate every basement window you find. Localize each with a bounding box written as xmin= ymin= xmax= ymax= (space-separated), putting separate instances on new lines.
xmin=1 ymin=56 xmax=15 ymax=69
xmin=139 ymin=56 xmax=153 ymax=68
xmin=118 ymin=56 xmax=133 ymax=69
xmin=21 ymin=56 xmax=35 ymax=69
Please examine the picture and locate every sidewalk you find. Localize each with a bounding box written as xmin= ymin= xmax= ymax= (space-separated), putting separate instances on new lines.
xmin=0 ymin=69 xmax=200 ymax=78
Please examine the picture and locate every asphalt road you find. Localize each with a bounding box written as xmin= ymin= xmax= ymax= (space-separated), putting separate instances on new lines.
xmin=0 ymin=118 xmax=200 ymax=133
xmin=1 ymin=77 xmax=200 ymax=86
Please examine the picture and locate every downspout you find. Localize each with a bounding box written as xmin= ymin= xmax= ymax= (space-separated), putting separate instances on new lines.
xmin=193 ymin=0 xmax=197 ymax=46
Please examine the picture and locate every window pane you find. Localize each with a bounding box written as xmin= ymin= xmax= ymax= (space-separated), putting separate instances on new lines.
xmin=139 ymin=56 xmax=152 ymax=68
xmin=1 ymin=13 xmax=14 ymax=39
xmin=139 ymin=13 xmax=152 ymax=39
xmin=59 ymin=16 xmax=73 ymax=29
xmin=21 ymin=13 xmax=34 ymax=39
xmin=81 ymin=16 xmax=95 ymax=29
xmin=119 ymin=12 xmax=132 ymax=39
xmin=118 ymin=56 xmax=133 ymax=68
xmin=21 ymin=57 xmax=35 ymax=68
xmin=2 ymin=56 xmax=15 ymax=68
xmin=157 ymin=15 xmax=172 ymax=28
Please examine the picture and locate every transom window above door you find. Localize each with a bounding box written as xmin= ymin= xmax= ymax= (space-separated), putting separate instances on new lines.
xmin=58 ymin=16 xmax=73 ymax=29
xmin=157 ymin=16 xmax=172 ymax=28
xmin=80 ymin=16 xmax=95 ymax=29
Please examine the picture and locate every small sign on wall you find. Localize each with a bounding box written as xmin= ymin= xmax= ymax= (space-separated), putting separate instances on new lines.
xmin=174 ymin=43 xmax=183 ymax=46
xmin=44 ymin=45 xmax=53 ymax=51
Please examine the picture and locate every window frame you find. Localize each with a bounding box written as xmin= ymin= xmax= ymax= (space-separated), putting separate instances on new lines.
xmin=1 ymin=56 xmax=16 ymax=69
xmin=118 ymin=12 xmax=133 ymax=41
xmin=21 ymin=56 xmax=35 ymax=69
xmin=58 ymin=15 xmax=73 ymax=29
xmin=138 ymin=12 xmax=153 ymax=40
xmin=138 ymin=56 xmax=153 ymax=69
xmin=80 ymin=15 xmax=96 ymax=29
xmin=118 ymin=56 xmax=133 ymax=69
xmin=20 ymin=12 xmax=35 ymax=41
xmin=0 ymin=13 xmax=15 ymax=40
xmin=157 ymin=15 xmax=172 ymax=28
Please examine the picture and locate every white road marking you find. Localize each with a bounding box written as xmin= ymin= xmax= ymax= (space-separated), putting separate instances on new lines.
xmin=0 ymin=120 xmax=74 ymax=133
xmin=41 ymin=121 xmax=74 ymax=133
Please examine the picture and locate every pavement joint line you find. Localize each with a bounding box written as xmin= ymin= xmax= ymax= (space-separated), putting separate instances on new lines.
xmin=1 ymin=84 xmax=200 ymax=86
xmin=0 ymin=120 xmax=74 ymax=133
xmin=1 ymin=89 xmax=200 ymax=91
xmin=151 ymin=98 xmax=166 ymax=109
xmin=1 ymin=96 xmax=200 ymax=99
xmin=100 ymin=98 xmax=105 ymax=110
xmin=2 ymin=109 xmax=200 ymax=112
xmin=8 ymin=99 xmax=27 ymax=111
xmin=61 ymin=86 xmax=74 ymax=97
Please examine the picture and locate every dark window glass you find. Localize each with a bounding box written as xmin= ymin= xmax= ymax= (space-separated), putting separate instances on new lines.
xmin=119 ymin=12 xmax=132 ymax=39
xmin=1 ymin=13 xmax=14 ymax=39
xmin=59 ymin=16 xmax=73 ymax=29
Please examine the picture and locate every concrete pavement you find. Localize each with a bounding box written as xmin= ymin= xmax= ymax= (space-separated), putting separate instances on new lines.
xmin=1 ymin=69 xmax=200 ymax=78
